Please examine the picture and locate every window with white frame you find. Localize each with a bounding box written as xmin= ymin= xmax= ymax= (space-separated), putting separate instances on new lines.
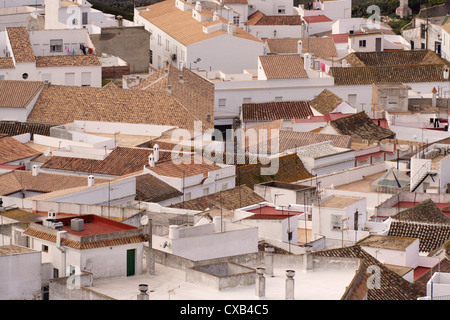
xmin=158 ymin=34 xmax=162 ymax=46
xmin=165 ymin=39 xmax=170 ymax=51
xmin=331 ymin=214 xmax=342 ymax=230
xmin=218 ymin=98 xmax=226 ymax=107
xmin=81 ymin=72 xmax=91 ymax=87
xmin=359 ymin=40 xmax=366 ymax=47
xmin=50 ymin=39 xmax=63 ymax=52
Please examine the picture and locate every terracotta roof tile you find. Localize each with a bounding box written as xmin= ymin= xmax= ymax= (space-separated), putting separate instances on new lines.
xmin=40 ymin=147 xmax=169 ymax=177
xmin=326 ymin=111 xmax=396 ymax=141
xmin=343 ymin=50 xmax=448 ymax=67
xmin=0 ymin=170 xmax=110 ymax=195
xmin=23 ymin=228 xmax=146 ymax=250
xmin=242 ymin=100 xmax=313 ymax=122
xmin=0 ymin=136 xmax=41 ymax=164
xmin=0 ymin=121 xmax=53 ymax=138
xmin=135 ymin=173 xmax=183 ymax=202
xmin=309 ymin=89 xmax=343 ymax=114
xmin=391 ymin=199 xmax=450 ymax=224
xmin=0 ymin=80 xmax=44 ymax=108
xmin=170 ymin=185 xmax=264 ymax=211
xmin=259 ymin=54 xmax=308 ymax=79
xmin=138 ymin=0 xmax=262 ymax=46
xmin=0 ymin=57 xmax=14 ymax=69
xmin=248 ymin=10 xmax=302 ymax=25
xmin=35 ymin=55 xmax=101 ymax=68
xmin=302 ymin=15 xmax=332 ymax=23
xmin=237 ymin=153 xmax=313 ymax=189
xmin=6 ymin=27 xmax=35 ymax=63
xmin=26 ymin=84 xmax=212 ymax=133
xmin=267 ymin=37 xmax=338 ymax=59
xmin=314 ymin=245 xmax=424 ymax=300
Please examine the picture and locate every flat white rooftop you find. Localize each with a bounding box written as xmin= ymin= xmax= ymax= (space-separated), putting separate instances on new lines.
xmin=89 ymin=262 xmax=357 ymax=300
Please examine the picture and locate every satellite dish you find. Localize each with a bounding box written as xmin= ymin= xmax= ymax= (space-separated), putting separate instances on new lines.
xmin=140 ymin=215 xmax=149 ymax=226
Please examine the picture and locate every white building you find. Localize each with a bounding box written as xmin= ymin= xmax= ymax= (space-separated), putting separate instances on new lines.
xmin=312 ymin=195 xmax=370 ymax=249
xmin=152 ymin=216 xmax=258 ymax=261
xmin=297 ymin=0 xmax=351 ymax=23
xmin=409 ymin=143 xmax=450 ymax=194
xmin=134 ymin=0 xmax=264 ymax=73
xmin=0 ymin=27 xmax=102 ymax=87
xmin=0 ymin=245 xmax=43 ymax=300
xmin=25 ymin=213 xmax=147 ymax=279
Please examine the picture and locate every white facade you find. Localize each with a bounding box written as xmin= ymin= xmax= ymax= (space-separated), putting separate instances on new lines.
xmin=360 ymin=239 xmax=420 ymax=269
xmin=248 ymin=0 xmax=295 ymax=16
xmin=402 ymin=17 xmax=444 ymax=57
xmin=0 ymin=246 xmax=42 ymax=300
xmin=247 ymin=24 xmax=304 ymax=40
xmin=312 ymin=196 xmax=370 ymax=248
xmin=297 ymin=0 xmax=351 ymax=22
xmin=153 ymin=218 xmax=258 ymax=261
xmin=134 ymin=2 xmax=265 ymax=73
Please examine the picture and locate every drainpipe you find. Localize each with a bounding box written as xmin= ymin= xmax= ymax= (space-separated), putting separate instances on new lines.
xmin=56 ymin=230 xmax=67 ymax=277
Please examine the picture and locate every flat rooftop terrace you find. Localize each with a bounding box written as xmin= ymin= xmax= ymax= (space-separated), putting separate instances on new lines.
xmin=88 ymin=262 xmax=357 ymax=300
xmin=334 ymin=171 xmax=385 ymax=193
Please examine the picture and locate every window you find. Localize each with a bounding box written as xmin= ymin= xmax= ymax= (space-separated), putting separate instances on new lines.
xmin=50 ymin=39 xmax=63 ymax=52
xmin=0 ymin=75 xmax=4 ymax=80
xmin=69 ymin=265 xmax=76 ymax=276
xmin=22 ymin=73 xmax=29 ymax=80
xmin=221 ymin=183 xmax=228 ymax=191
xmin=243 ymin=97 xmax=251 ymax=103
xmin=65 ymin=72 xmax=75 ymax=86
xmin=233 ymin=16 xmax=240 ymax=25
xmin=218 ymin=98 xmax=226 ymax=107
xmin=278 ymin=6 xmax=286 ymax=14
xmin=185 ymin=192 xmax=191 ymax=201
xmin=165 ymin=39 xmax=170 ymax=51
xmin=388 ymin=95 xmax=398 ymax=105
xmin=421 ymin=43 xmax=426 ymax=49
xmin=149 ymin=50 xmax=153 ymax=64
xmin=348 ymin=94 xmax=357 ymax=106
xmin=275 ymin=96 xmax=283 ymax=101
xmin=331 ymin=214 xmax=342 ymax=230
xmin=410 ymin=40 xmax=414 ymax=50
xmin=82 ymin=12 xmax=88 ymax=25
xmin=53 ymin=268 xmax=59 ymax=278
xmin=359 ymin=40 xmax=366 ymax=47
xmin=421 ymin=24 xmax=426 ymax=39
xmin=157 ymin=34 xmax=162 ymax=46
xmin=81 ymin=72 xmax=91 ymax=87
xmin=42 ymin=245 xmax=48 ymax=253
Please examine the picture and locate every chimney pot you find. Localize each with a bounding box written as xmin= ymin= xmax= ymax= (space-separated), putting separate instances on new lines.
xmin=32 ymin=164 xmax=39 ymax=176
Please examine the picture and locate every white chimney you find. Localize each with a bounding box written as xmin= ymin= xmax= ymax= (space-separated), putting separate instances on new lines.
xmin=195 ymin=1 xmax=201 ymax=11
xmin=167 ymin=85 xmax=172 ymax=94
xmin=303 ymin=245 xmax=313 ymax=272
xmin=342 ymin=59 xmax=348 ymax=67
xmin=48 ymin=210 xmax=56 ymax=220
xmin=227 ymin=22 xmax=234 ymax=35
xmin=303 ymin=53 xmax=311 ymax=71
xmin=444 ymin=67 xmax=449 ymax=79
xmin=297 ymin=40 xmax=303 ymax=56
xmin=432 ymin=87 xmax=437 ymax=108
xmin=88 ymin=175 xmax=95 ymax=187
xmin=285 ymin=270 xmax=295 ymax=300
xmin=148 ymin=153 xmax=155 ymax=167
xmin=264 ymin=246 xmax=275 ymax=277
xmin=213 ymin=11 xmax=219 ymax=21
xmin=255 ymin=267 xmax=266 ymax=297
xmin=154 ymin=144 xmax=160 ymax=162
xmin=32 ymin=164 xmax=39 ymax=176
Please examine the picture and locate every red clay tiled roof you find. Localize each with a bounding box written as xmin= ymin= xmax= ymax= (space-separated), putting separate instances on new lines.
xmin=302 ymin=15 xmax=332 ymax=23
xmin=40 ymin=147 xmax=170 ymax=176
xmin=259 ymin=54 xmax=308 ymax=79
xmin=267 ymin=37 xmax=338 ymax=59
xmin=242 ymin=100 xmax=313 ymax=122
xmin=0 ymin=80 xmax=44 ymax=108
xmin=6 ymin=27 xmax=35 ymax=63
xmin=327 ymin=33 xmax=349 ymax=44
xmin=248 ymin=10 xmax=302 ymax=25
xmin=24 ymin=228 xmax=146 ymax=250
xmin=35 ymin=55 xmax=101 ymax=68
xmin=0 ymin=136 xmax=41 ymax=164
xmin=0 ymin=57 xmax=14 ymax=69
xmin=314 ymin=245 xmax=424 ymax=300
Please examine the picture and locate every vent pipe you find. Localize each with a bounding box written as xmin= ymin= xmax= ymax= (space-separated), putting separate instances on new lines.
xmin=285 ymin=270 xmax=295 ymax=300
xmin=32 ymin=164 xmax=39 ymax=176
xmin=154 ymin=144 xmax=160 ymax=162
xmin=297 ymin=40 xmax=303 ymax=56
xmin=303 ymin=245 xmax=313 ymax=272
xmin=255 ymin=267 xmax=266 ymax=298
xmin=195 ymin=1 xmax=202 ymax=11
xmin=264 ymin=246 xmax=275 ymax=277
xmin=444 ymin=66 xmax=449 ymax=80
xmin=137 ymin=284 xmax=149 ymax=300
xmin=303 ymin=53 xmax=311 ymax=71
xmin=148 ymin=153 xmax=155 ymax=167
xmin=88 ymin=175 xmax=95 ymax=187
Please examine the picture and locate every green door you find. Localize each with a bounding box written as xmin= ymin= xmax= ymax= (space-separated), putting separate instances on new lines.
xmin=126 ymin=249 xmax=136 ymax=277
